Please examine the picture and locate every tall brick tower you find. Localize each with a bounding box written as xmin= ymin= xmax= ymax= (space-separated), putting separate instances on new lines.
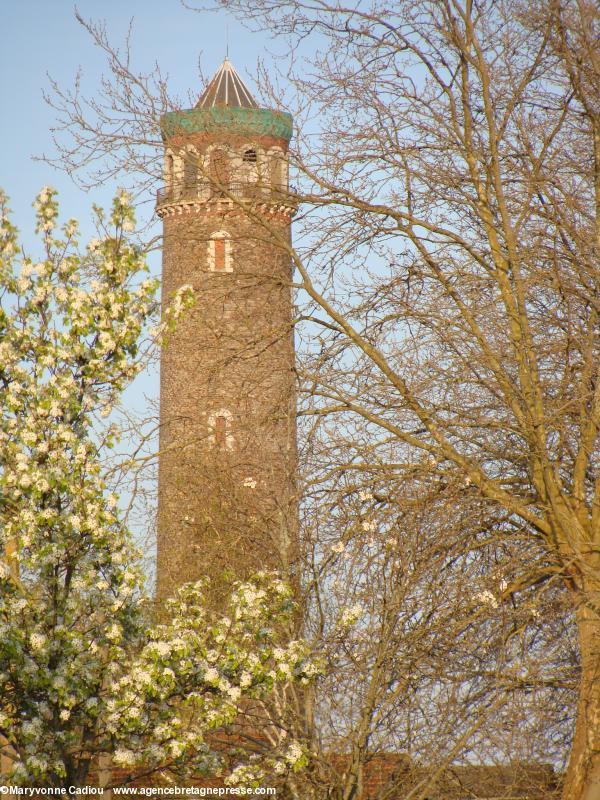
xmin=155 ymin=60 xmax=297 ymax=601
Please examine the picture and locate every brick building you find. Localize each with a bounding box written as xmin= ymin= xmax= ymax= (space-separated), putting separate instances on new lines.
xmin=156 ymin=58 xmax=297 ymax=602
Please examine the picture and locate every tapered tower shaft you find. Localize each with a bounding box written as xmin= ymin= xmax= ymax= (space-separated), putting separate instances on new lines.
xmin=156 ymin=60 xmax=297 ymax=601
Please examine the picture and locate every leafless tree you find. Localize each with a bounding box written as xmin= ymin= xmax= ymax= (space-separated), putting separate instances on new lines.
xmin=286 ymin=409 xmax=573 ymax=798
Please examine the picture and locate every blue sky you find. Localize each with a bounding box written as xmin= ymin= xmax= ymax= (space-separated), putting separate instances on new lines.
xmin=0 ymin=0 xmax=280 ymax=246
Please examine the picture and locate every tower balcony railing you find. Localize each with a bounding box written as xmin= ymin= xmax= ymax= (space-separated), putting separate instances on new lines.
xmin=156 ymin=180 xmax=295 ymax=209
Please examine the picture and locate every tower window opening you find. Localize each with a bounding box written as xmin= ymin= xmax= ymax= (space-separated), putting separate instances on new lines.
xmin=270 ymin=153 xmax=285 ymax=188
xmin=183 ymin=153 xmax=198 ymax=188
xmin=210 ymin=148 xmax=230 ymax=187
xmin=214 ymin=239 xmax=226 ymax=271
xmin=209 ymin=409 xmax=233 ymax=450
xmin=165 ymin=154 xmax=174 ymax=187
xmin=209 ymin=232 xmax=233 ymax=272
xmin=214 ymin=415 xmax=227 ymax=447
xmin=243 ymin=148 xmax=257 ymax=163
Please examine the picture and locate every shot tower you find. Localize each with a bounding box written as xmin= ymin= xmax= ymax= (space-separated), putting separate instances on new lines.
xmin=156 ymin=60 xmax=297 ymax=600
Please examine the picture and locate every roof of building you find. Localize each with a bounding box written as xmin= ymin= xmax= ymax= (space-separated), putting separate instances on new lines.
xmin=196 ymin=58 xmax=258 ymax=109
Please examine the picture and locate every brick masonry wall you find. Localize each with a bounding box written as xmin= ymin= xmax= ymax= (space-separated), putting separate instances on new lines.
xmin=156 ymin=141 xmax=297 ymax=601
xmin=96 ymin=755 xmax=560 ymax=799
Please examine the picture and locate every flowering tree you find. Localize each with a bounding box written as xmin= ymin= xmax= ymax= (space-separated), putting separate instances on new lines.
xmin=0 ymin=189 xmax=314 ymax=788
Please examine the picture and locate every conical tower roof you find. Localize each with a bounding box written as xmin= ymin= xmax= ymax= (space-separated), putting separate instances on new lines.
xmin=196 ymin=58 xmax=258 ymax=109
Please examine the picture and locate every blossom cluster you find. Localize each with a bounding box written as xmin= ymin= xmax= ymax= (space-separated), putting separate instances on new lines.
xmin=0 ymin=189 xmax=317 ymax=789
xmin=0 ymin=188 xmax=158 ymax=783
xmin=0 ymin=187 xmax=158 ymax=784
xmin=106 ymin=574 xmax=316 ymax=780
xmin=151 ymin=283 xmax=195 ymax=343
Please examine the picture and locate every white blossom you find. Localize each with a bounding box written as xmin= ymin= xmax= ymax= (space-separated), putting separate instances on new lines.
xmin=475 ymin=590 xmax=499 ymax=609
xmin=204 ymin=667 xmax=220 ymax=685
xmin=285 ymin=741 xmax=304 ymax=765
xmin=226 ymin=686 xmax=241 ymax=702
xmin=114 ymin=749 xmax=136 ymax=767
xmin=340 ymin=604 xmax=363 ymax=627
xmin=239 ymin=671 xmax=252 ymax=688
xmin=106 ymin=624 xmax=122 ymax=642
xmin=29 ymin=633 xmax=46 ymax=651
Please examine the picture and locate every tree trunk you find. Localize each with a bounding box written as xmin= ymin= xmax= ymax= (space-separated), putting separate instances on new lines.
xmin=564 ymin=592 xmax=600 ymax=800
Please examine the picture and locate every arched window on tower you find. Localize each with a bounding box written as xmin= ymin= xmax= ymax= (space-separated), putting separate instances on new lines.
xmin=165 ymin=153 xmax=174 ymax=190
xmin=209 ymin=148 xmax=230 ymax=192
xmin=240 ymin=145 xmax=260 ymax=193
xmin=208 ymin=231 xmax=233 ymax=272
xmin=208 ymin=409 xmax=234 ymax=450
xmin=214 ymin=415 xmax=227 ymax=447
xmin=269 ymin=148 xmax=286 ymax=191
xmin=183 ymin=150 xmax=198 ymax=193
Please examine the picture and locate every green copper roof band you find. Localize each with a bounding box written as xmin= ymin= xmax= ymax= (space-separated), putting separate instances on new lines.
xmin=161 ymin=107 xmax=293 ymax=142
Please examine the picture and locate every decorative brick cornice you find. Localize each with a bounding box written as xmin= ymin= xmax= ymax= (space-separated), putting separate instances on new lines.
xmin=156 ymin=197 xmax=296 ymax=221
